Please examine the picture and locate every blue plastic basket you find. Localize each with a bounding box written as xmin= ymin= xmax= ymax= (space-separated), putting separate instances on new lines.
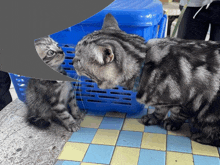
xmin=9 ymin=0 xmax=167 ymax=114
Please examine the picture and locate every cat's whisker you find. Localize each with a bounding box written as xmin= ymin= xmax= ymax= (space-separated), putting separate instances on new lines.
xmin=73 ymin=75 xmax=86 ymax=114
xmin=72 ymin=75 xmax=79 ymax=99
xmin=77 ymin=76 xmax=87 ymax=114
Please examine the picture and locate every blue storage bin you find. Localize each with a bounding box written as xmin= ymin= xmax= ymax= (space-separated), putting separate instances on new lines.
xmin=9 ymin=0 xmax=167 ymax=114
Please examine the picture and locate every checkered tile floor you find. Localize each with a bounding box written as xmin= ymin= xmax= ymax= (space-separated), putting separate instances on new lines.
xmin=54 ymin=108 xmax=220 ymax=165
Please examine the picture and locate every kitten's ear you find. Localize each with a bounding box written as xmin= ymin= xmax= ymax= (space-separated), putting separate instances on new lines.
xmin=102 ymin=13 xmax=120 ymax=30
xmin=97 ymin=45 xmax=114 ymax=64
xmin=34 ymin=45 xmax=45 ymax=60
xmin=34 ymin=38 xmax=41 ymax=46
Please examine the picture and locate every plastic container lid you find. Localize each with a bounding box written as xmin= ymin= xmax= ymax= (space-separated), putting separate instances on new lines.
xmin=79 ymin=0 xmax=163 ymax=27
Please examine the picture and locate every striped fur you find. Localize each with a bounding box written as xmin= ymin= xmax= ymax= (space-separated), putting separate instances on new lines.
xmin=73 ymin=13 xmax=220 ymax=146
xmin=26 ymin=36 xmax=84 ymax=132
xmin=74 ymin=15 xmax=146 ymax=90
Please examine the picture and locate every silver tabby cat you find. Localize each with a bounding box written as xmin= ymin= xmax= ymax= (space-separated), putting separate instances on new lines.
xmin=26 ymin=36 xmax=84 ymax=132
xmin=73 ymin=13 xmax=220 ymax=146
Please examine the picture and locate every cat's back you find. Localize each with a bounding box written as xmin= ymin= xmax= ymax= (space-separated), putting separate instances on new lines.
xmin=142 ymin=37 xmax=220 ymax=104
xmin=145 ymin=38 xmax=220 ymax=63
xmin=146 ymin=38 xmax=220 ymax=53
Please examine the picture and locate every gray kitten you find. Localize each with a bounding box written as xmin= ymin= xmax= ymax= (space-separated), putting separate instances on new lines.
xmin=25 ymin=36 xmax=84 ymax=132
xmin=73 ymin=13 xmax=220 ymax=146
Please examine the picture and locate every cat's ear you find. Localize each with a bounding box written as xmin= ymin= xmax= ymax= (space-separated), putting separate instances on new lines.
xmin=102 ymin=13 xmax=120 ymax=30
xmin=96 ymin=45 xmax=114 ymax=64
xmin=103 ymin=46 xmax=114 ymax=63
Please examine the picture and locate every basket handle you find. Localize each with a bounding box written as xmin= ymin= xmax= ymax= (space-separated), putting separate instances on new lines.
xmin=157 ymin=14 xmax=168 ymax=38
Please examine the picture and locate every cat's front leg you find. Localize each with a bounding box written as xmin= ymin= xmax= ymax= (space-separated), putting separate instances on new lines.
xmin=52 ymin=104 xmax=80 ymax=132
xmin=68 ymin=99 xmax=85 ymax=124
xmin=141 ymin=106 xmax=169 ymax=126
xmin=67 ymin=90 xmax=85 ymax=122
xmin=163 ymin=106 xmax=188 ymax=131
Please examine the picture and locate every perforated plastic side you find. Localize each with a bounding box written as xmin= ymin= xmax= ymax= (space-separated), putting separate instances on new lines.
xmin=9 ymin=12 xmax=167 ymax=114
xmin=59 ymin=45 xmax=144 ymax=113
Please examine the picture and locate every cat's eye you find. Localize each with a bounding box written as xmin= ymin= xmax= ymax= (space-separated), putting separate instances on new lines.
xmin=47 ymin=50 xmax=56 ymax=56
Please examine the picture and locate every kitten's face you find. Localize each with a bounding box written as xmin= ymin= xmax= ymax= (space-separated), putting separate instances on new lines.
xmin=73 ymin=13 xmax=135 ymax=89
xmin=34 ymin=36 xmax=65 ymax=70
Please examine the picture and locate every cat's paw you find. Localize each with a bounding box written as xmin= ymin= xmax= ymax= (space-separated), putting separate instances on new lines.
xmin=78 ymin=111 xmax=86 ymax=119
xmin=75 ymin=116 xmax=84 ymax=125
xmin=70 ymin=108 xmax=86 ymax=119
xmin=66 ymin=123 xmax=80 ymax=132
xmin=163 ymin=118 xmax=182 ymax=131
xmin=72 ymin=111 xmax=86 ymax=121
xmin=141 ymin=114 xmax=161 ymax=126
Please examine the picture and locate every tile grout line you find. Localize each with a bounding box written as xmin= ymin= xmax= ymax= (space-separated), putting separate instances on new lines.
xmin=77 ymin=113 xmax=128 ymax=164
xmin=218 ymin=147 xmax=220 ymax=157
xmin=98 ymin=113 xmax=118 ymax=165
xmin=190 ymin=133 xmax=195 ymax=165
xmin=80 ymin=114 xmax=105 ymax=164
xmin=109 ymin=112 xmax=127 ymax=165
xmin=56 ymin=114 xmax=103 ymax=165
xmin=165 ymin=121 xmax=168 ymax=165
xmin=193 ymin=154 xmax=220 ymax=158
xmin=56 ymin=111 xmax=220 ymax=165
xmin=138 ymin=126 xmax=145 ymax=165
xmin=126 ymin=111 xmax=145 ymax=164
xmin=54 ymin=134 xmax=75 ymax=165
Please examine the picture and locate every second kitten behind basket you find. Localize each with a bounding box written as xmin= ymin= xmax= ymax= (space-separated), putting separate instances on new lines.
xmin=25 ymin=36 xmax=84 ymax=132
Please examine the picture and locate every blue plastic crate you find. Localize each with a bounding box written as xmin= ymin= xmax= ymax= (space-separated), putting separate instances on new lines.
xmin=9 ymin=0 xmax=167 ymax=114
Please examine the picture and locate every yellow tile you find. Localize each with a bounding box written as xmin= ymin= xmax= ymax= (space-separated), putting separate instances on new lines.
xmin=122 ymin=118 xmax=145 ymax=132
xmin=80 ymin=115 xmax=103 ymax=128
xmin=57 ymin=142 xmax=89 ymax=161
xmin=105 ymin=111 xmax=126 ymax=118
xmin=191 ymin=141 xmax=219 ymax=157
xmin=168 ymin=123 xmax=191 ymax=137
xmin=111 ymin=146 xmax=140 ymax=165
xmin=81 ymin=163 xmax=103 ymax=165
xmin=141 ymin=133 xmax=166 ymax=151
xmin=91 ymin=129 xmax=119 ymax=145
xmin=166 ymin=151 xmax=193 ymax=165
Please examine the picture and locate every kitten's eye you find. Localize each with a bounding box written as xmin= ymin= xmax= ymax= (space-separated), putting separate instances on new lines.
xmin=47 ymin=50 xmax=56 ymax=56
